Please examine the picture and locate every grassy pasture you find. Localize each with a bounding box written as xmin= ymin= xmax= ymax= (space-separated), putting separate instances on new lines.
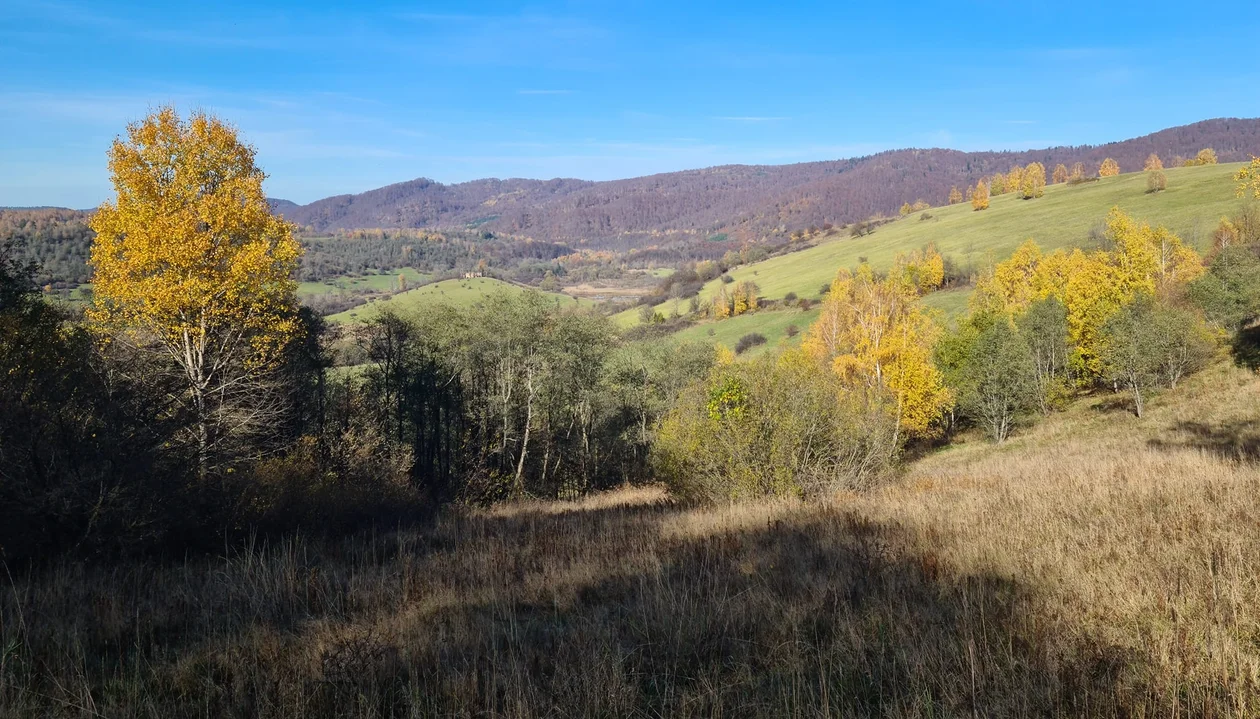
xmin=297 ymin=267 xmax=431 ymax=299
xmin=326 ymin=277 xmax=593 ymax=324
xmin=615 ymin=162 xmax=1247 ymax=347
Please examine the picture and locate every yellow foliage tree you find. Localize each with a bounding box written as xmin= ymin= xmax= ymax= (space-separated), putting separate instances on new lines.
xmin=1234 ymin=156 xmax=1260 ymax=199
xmin=971 ymin=180 xmax=990 ymax=210
xmin=802 ymin=265 xmax=951 ymax=441
xmin=1144 ymin=153 xmax=1163 ymax=171
xmin=973 ymin=208 xmax=1202 ymax=374
xmin=89 ymin=107 xmax=302 ymax=474
xmin=899 ymin=202 xmax=913 ymax=216
xmin=893 ymin=243 xmax=945 ymax=295
xmin=948 ymin=186 xmax=963 ymax=205
xmin=1213 ymin=217 xmax=1240 ymax=251
xmin=1020 ymin=162 xmax=1047 ymax=199
xmin=713 ymin=286 xmax=732 ymax=318
xmin=1052 ymin=164 xmax=1068 ymax=184
xmin=1192 ymin=148 xmax=1219 ymax=166
xmin=1069 ymin=162 xmax=1086 ymax=182
xmin=990 ymin=173 xmax=1007 ymax=195
xmin=738 ymin=280 xmax=760 ymax=312
xmin=1099 ymin=158 xmax=1120 ymax=177
xmin=1007 ymin=165 xmax=1024 ymax=195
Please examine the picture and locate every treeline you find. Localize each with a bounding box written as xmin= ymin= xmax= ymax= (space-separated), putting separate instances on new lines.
xmin=0 ymin=208 xmax=94 ymax=287
xmin=0 ymin=240 xmax=714 ymax=562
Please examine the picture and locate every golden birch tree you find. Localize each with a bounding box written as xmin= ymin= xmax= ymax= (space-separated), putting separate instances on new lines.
xmin=971 ymin=179 xmax=990 ymax=210
xmin=89 ymin=107 xmax=302 ymax=475
xmin=1021 ymin=162 xmax=1046 ymax=199
xmin=1099 ymin=158 xmax=1120 ymax=177
xmin=802 ymin=265 xmax=951 ymax=443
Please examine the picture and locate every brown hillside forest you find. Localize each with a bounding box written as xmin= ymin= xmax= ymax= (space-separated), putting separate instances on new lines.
xmin=8 ymin=108 xmax=1260 ymax=717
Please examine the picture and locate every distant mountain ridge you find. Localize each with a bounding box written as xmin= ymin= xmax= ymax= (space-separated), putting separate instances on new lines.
xmin=273 ymin=118 xmax=1260 ymax=250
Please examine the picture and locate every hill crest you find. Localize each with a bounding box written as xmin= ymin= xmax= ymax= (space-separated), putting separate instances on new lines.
xmin=276 ymin=118 xmax=1260 ymax=251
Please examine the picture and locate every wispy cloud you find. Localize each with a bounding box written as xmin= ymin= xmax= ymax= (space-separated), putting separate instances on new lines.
xmin=713 ymin=116 xmax=788 ymax=123
xmin=518 ymin=89 xmax=573 ymax=95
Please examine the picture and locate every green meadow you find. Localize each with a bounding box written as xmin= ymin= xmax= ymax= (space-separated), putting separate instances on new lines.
xmin=297 ymin=267 xmax=431 ymax=299
xmin=327 ymin=277 xmax=593 ymax=324
xmin=617 ymin=163 xmax=1247 ymax=342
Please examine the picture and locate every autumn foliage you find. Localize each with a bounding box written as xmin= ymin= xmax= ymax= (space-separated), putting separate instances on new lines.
xmin=89 ymin=108 xmax=303 ymax=472
xmin=1020 ymin=162 xmax=1046 ymax=199
xmin=973 ymin=208 xmax=1203 ymax=374
xmin=1099 ymin=158 xmax=1120 ymax=177
xmin=802 ymin=264 xmax=952 ymax=440
xmin=971 ymin=180 xmax=990 ymax=210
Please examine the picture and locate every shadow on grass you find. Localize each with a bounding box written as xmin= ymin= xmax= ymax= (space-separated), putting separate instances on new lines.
xmin=1231 ymin=325 xmax=1260 ymax=371
xmin=1148 ymin=418 xmax=1260 ymax=462
xmin=5 ymin=496 xmax=1166 ymax=717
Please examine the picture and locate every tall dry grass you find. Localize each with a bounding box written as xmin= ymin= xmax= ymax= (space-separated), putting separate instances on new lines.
xmin=4 ymin=362 xmax=1260 ymax=717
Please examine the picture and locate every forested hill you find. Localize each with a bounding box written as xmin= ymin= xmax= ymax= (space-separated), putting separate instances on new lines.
xmin=275 ymin=118 xmax=1260 ymax=246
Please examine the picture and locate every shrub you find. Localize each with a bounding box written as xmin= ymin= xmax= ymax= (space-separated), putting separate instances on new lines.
xmin=785 ymin=324 xmax=800 ymax=338
xmin=783 ymin=291 xmax=798 ymax=303
xmin=1147 ymin=169 xmax=1167 ymax=193
xmin=720 ymin=274 xmax=735 ymax=284
xmin=653 ymin=357 xmax=895 ymax=501
xmin=734 ymin=333 xmax=767 ymax=354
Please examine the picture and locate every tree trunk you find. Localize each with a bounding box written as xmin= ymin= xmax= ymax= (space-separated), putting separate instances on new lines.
xmin=514 ymin=367 xmax=534 ymax=496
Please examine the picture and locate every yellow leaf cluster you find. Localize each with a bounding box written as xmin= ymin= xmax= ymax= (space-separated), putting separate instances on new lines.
xmin=1185 ymin=148 xmax=1218 ymax=166
xmin=802 ymin=265 xmax=952 ymax=437
xmin=1234 ymin=156 xmax=1260 ymax=199
xmin=89 ymin=107 xmax=302 ymax=368
xmin=1052 ymin=164 xmax=1068 ymax=184
xmin=1099 ymin=158 xmax=1120 ymax=177
xmin=973 ymin=208 xmax=1202 ymax=373
xmin=971 ymin=180 xmax=990 ymax=211
xmin=892 ymin=243 xmax=944 ymax=295
xmin=1020 ymin=162 xmax=1046 ymax=199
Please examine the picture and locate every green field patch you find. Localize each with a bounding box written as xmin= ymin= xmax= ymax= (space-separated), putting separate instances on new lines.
xmin=298 ymin=267 xmax=431 ymax=298
xmin=327 ymin=277 xmax=594 ymax=324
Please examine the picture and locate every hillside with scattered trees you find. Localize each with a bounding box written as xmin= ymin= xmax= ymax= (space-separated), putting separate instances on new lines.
xmin=9 ymin=108 xmax=1260 ymax=717
xmin=274 ymin=118 xmax=1260 ymax=248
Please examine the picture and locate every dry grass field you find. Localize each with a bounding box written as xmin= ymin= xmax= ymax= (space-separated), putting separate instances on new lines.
xmin=4 ymin=361 xmax=1260 ymax=717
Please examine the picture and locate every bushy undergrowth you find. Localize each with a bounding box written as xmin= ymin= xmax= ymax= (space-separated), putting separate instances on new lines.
xmin=6 ymin=364 xmax=1260 ymax=717
xmin=653 ymin=355 xmax=895 ymax=500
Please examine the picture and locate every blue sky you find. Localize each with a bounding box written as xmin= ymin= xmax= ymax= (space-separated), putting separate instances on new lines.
xmin=3 ymin=1 xmax=1260 ymax=208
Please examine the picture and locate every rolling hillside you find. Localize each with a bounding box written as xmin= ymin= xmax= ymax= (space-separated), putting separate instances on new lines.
xmin=326 ymin=277 xmax=592 ymax=324
xmin=623 ymin=162 xmax=1249 ymax=352
xmin=275 ymin=119 xmax=1260 ymax=251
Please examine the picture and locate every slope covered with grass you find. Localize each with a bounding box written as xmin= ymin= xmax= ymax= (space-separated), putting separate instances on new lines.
xmin=617 ymin=163 xmax=1247 ymax=339
xmin=327 ymin=277 xmax=593 ymax=324
xmin=297 ymin=267 xmax=431 ymax=299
